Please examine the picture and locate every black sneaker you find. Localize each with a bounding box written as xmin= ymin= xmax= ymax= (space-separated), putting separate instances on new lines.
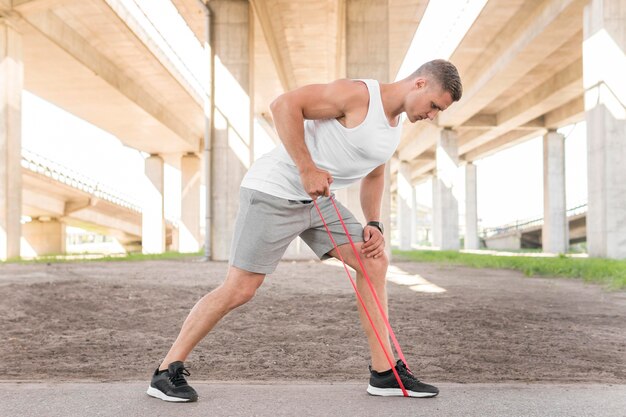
xmin=146 ymin=361 xmax=199 ymax=402
xmin=367 ymin=359 xmax=439 ymax=398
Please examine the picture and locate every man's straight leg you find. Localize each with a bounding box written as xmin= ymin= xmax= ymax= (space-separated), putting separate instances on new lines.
xmin=148 ymin=188 xmax=310 ymax=402
xmin=158 ymin=266 xmax=266 ymax=370
xmin=146 ymin=266 xmax=265 ymax=403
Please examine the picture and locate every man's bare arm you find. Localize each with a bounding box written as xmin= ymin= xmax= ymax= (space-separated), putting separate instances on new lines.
xmin=269 ymin=80 xmax=366 ymax=199
xmin=360 ymin=164 xmax=386 ymax=258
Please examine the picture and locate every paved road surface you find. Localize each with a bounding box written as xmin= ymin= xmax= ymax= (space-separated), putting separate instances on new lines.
xmin=2 ymin=381 xmax=624 ymax=417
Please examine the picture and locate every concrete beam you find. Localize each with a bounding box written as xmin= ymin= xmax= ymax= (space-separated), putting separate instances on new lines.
xmin=104 ymin=0 xmax=205 ymax=105
xmin=460 ymin=114 xmax=497 ymax=129
xmin=12 ymin=0 xmax=74 ymax=13
xmin=24 ymin=10 xmax=200 ymax=151
xmin=69 ymin=208 xmax=141 ymax=238
xmin=464 ymin=129 xmax=546 ymax=162
xmin=249 ymin=0 xmax=296 ymax=91
xmin=441 ymin=0 xmax=587 ymax=127
xmin=169 ymin=0 xmax=205 ymax=44
xmin=64 ymin=198 xmax=95 ymax=215
xmin=519 ymin=117 xmax=547 ymax=130
xmin=21 ymin=189 xmax=64 ymax=216
xmin=545 ymin=96 xmax=585 ymax=128
xmin=459 ymin=58 xmax=582 ymax=155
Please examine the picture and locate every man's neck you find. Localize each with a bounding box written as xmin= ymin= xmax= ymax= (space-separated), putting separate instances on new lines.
xmin=380 ymin=80 xmax=409 ymax=122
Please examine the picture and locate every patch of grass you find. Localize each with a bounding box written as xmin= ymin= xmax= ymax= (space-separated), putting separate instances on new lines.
xmin=2 ymin=251 xmax=204 ymax=264
xmin=393 ymin=249 xmax=626 ymax=290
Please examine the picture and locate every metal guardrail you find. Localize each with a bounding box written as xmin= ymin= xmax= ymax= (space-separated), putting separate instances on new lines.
xmin=480 ymin=203 xmax=588 ymax=238
xmin=21 ymin=149 xmax=142 ymax=213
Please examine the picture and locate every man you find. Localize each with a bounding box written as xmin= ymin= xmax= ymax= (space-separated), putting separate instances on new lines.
xmin=147 ymin=59 xmax=462 ymax=402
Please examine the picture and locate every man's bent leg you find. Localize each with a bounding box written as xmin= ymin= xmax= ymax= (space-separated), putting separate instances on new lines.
xmin=328 ymin=243 xmax=439 ymax=398
xmin=159 ymin=265 xmax=265 ymax=370
xmin=328 ymin=242 xmax=392 ymax=372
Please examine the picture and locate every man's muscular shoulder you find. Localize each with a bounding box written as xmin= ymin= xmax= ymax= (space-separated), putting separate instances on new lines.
xmin=332 ymin=79 xmax=370 ymax=128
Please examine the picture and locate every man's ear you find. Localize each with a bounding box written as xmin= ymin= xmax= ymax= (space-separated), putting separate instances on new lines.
xmin=414 ymin=77 xmax=426 ymax=90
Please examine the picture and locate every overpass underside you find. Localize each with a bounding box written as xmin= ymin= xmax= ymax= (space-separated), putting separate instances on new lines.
xmin=1 ymin=0 xmax=625 ymax=260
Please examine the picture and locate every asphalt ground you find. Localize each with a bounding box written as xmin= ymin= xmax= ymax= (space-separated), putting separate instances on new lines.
xmin=2 ymin=381 xmax=625 ymax=417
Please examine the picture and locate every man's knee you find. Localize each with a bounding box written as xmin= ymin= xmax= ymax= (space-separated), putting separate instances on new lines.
xmin=221 ymin=268 xmax=265 ymax=309
xmin=358 ymin=251 xmax=389 ymax=284
xmin=227 ymin=285 xmax=258 ymax=309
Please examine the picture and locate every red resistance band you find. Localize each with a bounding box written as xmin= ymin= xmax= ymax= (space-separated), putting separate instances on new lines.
xmin=313 ymin=196 xmax=409 ymax=397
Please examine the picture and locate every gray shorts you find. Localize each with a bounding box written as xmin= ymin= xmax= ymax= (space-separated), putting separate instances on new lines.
xmin=229 ymin=187 xmax=364 ymax=274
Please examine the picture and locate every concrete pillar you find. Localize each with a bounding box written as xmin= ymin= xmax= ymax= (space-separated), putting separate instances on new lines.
xmin=397 ymin=161 xmax=412 ymax=250
xmin=346 ymin=0 xmax=389 ymax=81
xmin=22 ymin=219 xmax=65 ymax=256
xmin=583 ymin=0 xmax=626 ymax=258
xmin=180 ymin=153 xmax=201 ymax=253
xmin=142 ymin=155 xmax=165 ymax=254
xmin=0 ymin=19 xmax=22 ymax=261
xmin=465 ymin=162 xmax=479 ymax=250
xmin=345 ymin=0 xmax=392 ymax=257
xmin=542 ymin=131 xmax=568 ymax=253
xmin=431 ymin=175 xmax=439 ymax=247
xmin=210 ymin=0 xmax=251 ymax=261
xmin=433 ymin=129 xmax=460 ymax=250
xmin=410 ymin=181 xmax=418 ymax=246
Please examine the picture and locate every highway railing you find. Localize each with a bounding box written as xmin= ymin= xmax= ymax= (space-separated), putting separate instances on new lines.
xmin=21 ymin=149 xmax=142 ymax=213
xmin=480 ymin=203 xmax=588 ymax=239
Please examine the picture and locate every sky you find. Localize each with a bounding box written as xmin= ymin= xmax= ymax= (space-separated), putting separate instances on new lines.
xmin=19 ymin=0 xmax=588 ymax=232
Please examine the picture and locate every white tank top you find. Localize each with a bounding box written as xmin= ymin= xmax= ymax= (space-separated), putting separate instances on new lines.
xmin=241 ymin=79 xmax=402 ymax=200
